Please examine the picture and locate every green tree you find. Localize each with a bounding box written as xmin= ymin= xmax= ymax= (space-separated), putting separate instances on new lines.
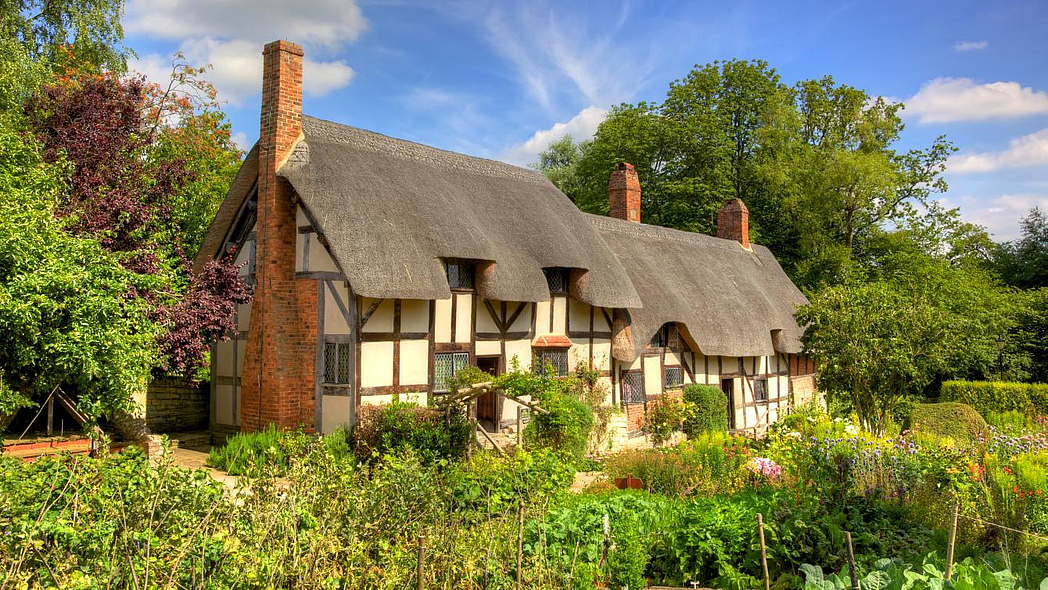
xmin=994 ymin=207 xmax=1048 ymax=289
xmin=0 ymin=0 xmax=127 ymax=72
xmin=534 ymin=134 xmax=588 ymax=206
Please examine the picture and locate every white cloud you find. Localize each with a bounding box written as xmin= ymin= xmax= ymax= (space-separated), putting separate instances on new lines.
xmin=499 ymin=106 xmax=607 ymax=166
xmin=124 ymin=0 xmax=367 ymax=50
xmin=951 ymin=193 xmax=1048 ymax=240
xmin=953 ymin=40 xmax=988 ymax=52
xmin=948 ymin=128 xmax=1048 ymax=174
xmin=131 ymin=37 xmax=355 ymax=105
xmin=232 ymin=131 xmax=250 ymax=151
xmin=904 ymin=77 xmax=1048 ymax=123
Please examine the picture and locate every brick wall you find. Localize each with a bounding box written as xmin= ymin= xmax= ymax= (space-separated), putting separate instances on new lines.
xmin=239 ymin=40 xmax=318 ymax=433
xmin=144 ymin=379 xmax=208 ymax=432
xmin=625 ymin=402 xmax=646 ymax=433
xmin=716 ymin=198 xmax=749 ymax=248
xmin=608 ymin=162 xmax=641 ymax=223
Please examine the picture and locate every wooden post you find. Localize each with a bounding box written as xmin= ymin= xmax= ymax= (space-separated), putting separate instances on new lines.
xmin=845 ymin=531 xmax=859 ymax=590
xmin=516 ymin=406 xmax=522 ymax=447
xmin=46 ymin=395 xmax=54 ymax=436
xmin=946 ymin=503 xmax=959 ymax=581
xmin=516 ymin=498 xmax=524 ymax=590
xmin=757 ymin=513 xmax=771 ymax=590
xmin=417 ymin=534 xmax=425 ymax=590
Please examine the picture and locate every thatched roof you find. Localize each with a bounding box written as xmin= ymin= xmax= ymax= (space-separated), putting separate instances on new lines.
xmin=588 ymin=214 xmax=807 ymax=361
xmin=196 ymin=115 xmax=809 ymax=359
xmin=278 ymin=116 xmax=641 ymax=307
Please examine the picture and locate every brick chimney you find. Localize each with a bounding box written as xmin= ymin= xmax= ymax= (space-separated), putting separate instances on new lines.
xmin=716 ymin=198 xmax=750 ymax=249
xmin=240 ymin=40 xmax=319 ymax=432
xmin=608 ymin=162 xmax=641 ymax=223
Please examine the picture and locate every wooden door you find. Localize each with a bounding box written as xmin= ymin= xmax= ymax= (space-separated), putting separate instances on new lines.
xmin=475 ymin=356 xmax=500 ymax=425
xmin=721 ymin=378 xmax=736 ymax=431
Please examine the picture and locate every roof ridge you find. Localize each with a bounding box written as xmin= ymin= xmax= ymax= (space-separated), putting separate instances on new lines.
xmin=584 ymin=212 xmax=757 ymax=253
xmin=300 ymin=115 xmax=549 ymax=185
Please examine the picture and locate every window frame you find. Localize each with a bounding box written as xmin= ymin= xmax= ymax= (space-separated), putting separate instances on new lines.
xmin=323 ymin=341 xmax=353 ymax=385
xmin=754 ymin=377 xmax=769 ymax=404
xmin=534 ymin=348 xmax=569 ymax=377
xmin=444 ymin=260 xmax=476 ymax=291
xmin=663 ymin=366 xmax=683 ymax=390
xmin=649 ymin=324 xmax=678 ymax=349
xmin=434 ymin=351 xmax=470 ymax=392
xmin=621 ymin=370 xmax=645 ymax=405
xmin=543 ymin=267 xmax=569 ymax=295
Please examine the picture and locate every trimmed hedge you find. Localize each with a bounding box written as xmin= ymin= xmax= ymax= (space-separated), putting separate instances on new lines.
xmin=908 ymin=402 xmax=987 ymax=446
xmin=351 ymin=401 xmax=472 ymax=463
xmin=940 ymin=380 xmax=1048 ymax=417
xmin=682 ymin=384 xmax=728 ymax=436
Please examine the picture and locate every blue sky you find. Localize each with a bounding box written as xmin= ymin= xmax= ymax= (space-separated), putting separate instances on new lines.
xmin=124 ymin=0 xmax=1048 ymax=241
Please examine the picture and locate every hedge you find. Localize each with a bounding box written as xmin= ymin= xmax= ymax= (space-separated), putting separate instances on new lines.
xmin=351 ymin=401 xmax=472 ymax=463
xmin=908 ymin=402 xmax=987 ymax=446
xmin=682 ymin=384 xmax=728 ymax=436
xmin=940 ymin=380 xmax=1048 ymax=417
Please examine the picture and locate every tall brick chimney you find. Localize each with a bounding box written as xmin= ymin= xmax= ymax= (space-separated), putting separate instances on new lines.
xmin=240 ymin=40 xmax=319 ymax=432
xmin=608 ymin=162 xmax=641 ymax=223
xmin=716 ymin=198 xmax=750 ymax=249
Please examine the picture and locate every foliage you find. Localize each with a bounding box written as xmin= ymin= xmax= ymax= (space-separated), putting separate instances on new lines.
xmin=683 ymin=384 xmax=729 ymax=436
xmin=908 ymin=402 xmax=987 ymax=447
xmin=0 ymin=102 xmax=158 ymax=419
xmin=1012 ymin=288 xmax=1048 ymax=384
xmin=994 ymin=208 xmax=1048 ymax=290
xmin=0 ymin=0 xmax=127 ymax=72
xmin=207 ymin=426 xmax=352 ymax=477
xmin=941 ymin=381 xmax=1048 ymax=417
xmin=801 ymin=554 xmax=1030 ymax=590
xmin=446 ymin=448 xmax=575 ymax=515
xmin=645 ymin=394 xmax=694 ymax=445
xmin=351 ymin=401 xmax=472 ymax=463
xmin=603 ymin=432 xmax=752 ymax=497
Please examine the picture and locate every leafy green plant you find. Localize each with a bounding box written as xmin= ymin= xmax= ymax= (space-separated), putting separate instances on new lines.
xmin=351 ymin=400 xmax=472 ymax=463
xmin=683 ymin=384 xmax=729 ymax=436
xmin=908 ymin=402 xmax=987 ymax=446
xmin=942 ymin=381 xmax=1048 ymax=418
xmin=645 ymin=395 xmax=695 ymax=445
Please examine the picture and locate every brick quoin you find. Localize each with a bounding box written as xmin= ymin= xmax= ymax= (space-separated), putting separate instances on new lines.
xmin=716 ymin=198 xmax=750 ymax=249
xmin=239 ymin=40 xmax=317 ymax=433
xmin=608 ymin=162 xmax=641 ymax=223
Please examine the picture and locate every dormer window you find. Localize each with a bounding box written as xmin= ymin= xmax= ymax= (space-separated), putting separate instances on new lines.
xmin=543 ymin=267 xmax=569 ymax=295
xmin=445 ymin=261 xmax=475 ymax=290
xmin=650 ymin=324 xmax=678 ymax=348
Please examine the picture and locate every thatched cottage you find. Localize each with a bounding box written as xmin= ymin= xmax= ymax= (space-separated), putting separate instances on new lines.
xmin=194 ymin=40 xmax=816 ymax=439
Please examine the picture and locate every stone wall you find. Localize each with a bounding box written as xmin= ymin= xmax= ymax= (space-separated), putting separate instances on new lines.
xmin=144 ymin=379 xmax=209 ymax=433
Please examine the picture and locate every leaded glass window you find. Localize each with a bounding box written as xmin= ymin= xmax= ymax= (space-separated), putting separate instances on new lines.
xmin=324 ymin=342 xmax=352 ymax=384
xmin=535 ymin=348 xmax=569 ymax=377
xmin=543 ymin=268 xmax=568 ymax=295
xmin=434 ymin=351 xmax=469 ymax=392
xmin=445 ymin=261 xmax=475 ymax=290
xmin=621 ymin=371 xmax=645 ymax=405
xmin=754 ymin=377 xmax=769 ymax=403
xmin=664 ymin=366 xmax=683 ymax=389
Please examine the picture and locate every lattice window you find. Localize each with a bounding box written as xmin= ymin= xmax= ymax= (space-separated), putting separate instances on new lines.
xmin=434 ymin=351 xmax=469 ymax=392
xmin=535 ymin=348 xmax=569 ymax=377
xmin=324 ymin=342 xmax=352 ymax=384
xmin=754 ymin=377 xmax=769 ymax=403
xmin=543 ymin=268 xmax=568 ymax=295
xmin=664 ymin=366 xmax=683 ymax=390
xmin=621 ymin=371 xmax=645 ymax=405
xmin=445 ymin=261 xmax=475 ymax=290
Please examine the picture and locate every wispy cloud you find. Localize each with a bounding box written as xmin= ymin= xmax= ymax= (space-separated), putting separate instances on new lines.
xmin=948 ymin=127 xmax=1048 ymax=174
xmin=500 ymin=105 xmax=607 ymax=166
xmin=949 ymin=192 xmax=1048 ymax=240
xmin=904 ymin=77 xmax=1048 ymax=123
xmin=953 ymin=40 xmax=988 ymax=52
xmin=477 ymin=3 xmax=652 ymax=110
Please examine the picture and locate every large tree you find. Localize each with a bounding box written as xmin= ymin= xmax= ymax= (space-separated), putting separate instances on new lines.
xmin=993 ymin=207 xmax=1048 ymax=290
xmin=0 ymin=0 xmax=127 ymax=72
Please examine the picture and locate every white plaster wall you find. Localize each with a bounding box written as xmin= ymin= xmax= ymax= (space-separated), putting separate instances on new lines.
xmin=361 ymin=394 xmax=394 ymax=406
xmin=508 ymin=303 xmax=531 ymax=332
xmin=400 ymin=339 xmax=429 ymax=386
xmin=360 ymin=341 xmax=394 ymax=387
xmin=535 ymin=301 xmax=551 ymax=336
xmin=568 ymin=299 xmax=589 ymax=332
xmin=454 ymin=294 xmax=472 ymax=343
xmin=475 ymin=300 xmax=499 ymax=334
xmin=434 ymin=298 xmax=452 ymax=343
xmin=321 ymin=395 xmax=352 ymax=434
xmin=552 ymin=297 xmax=567 ymax=334
xmin=643 ymin=356 xmax=662 ymax=396
xmin=309 ymin=234 xmax=339 ymax=272
xmin=594 ymin=307 xmax=611 ymax=331
xmin=362 ymin=298 xmax=394 ymax=332
xmin=475 ymin=339 xmax=501 ymax=356
xmin=569 ymin=344 xmax=589 ymax=370
xmin=401 ymin=299 xmax=429 ymax=332
xmin=216 ymin=383 xmax=235 ymax=424
xmin=505 ymin=340 xmax=532 ymax=371
xmin=215 ymin=339 xmax=236 ymax=377
xmin=324 ymin=283 xmax=352 ymax=335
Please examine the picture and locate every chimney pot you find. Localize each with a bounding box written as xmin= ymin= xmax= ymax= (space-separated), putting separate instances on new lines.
xmin=716 ymin=198 xmax=750 ymax=248
xmin=608 ymin=162 xmax=641 ymax=223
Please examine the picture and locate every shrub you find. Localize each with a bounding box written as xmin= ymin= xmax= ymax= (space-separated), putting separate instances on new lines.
xmin=351 ymin=401 xmax=472 ymax=463
xmin=941 ymin=380 xmax=1048 ymax=417
xmin=604 ymin=449 xmax=698 ymax=496
xmin=908 ymin=402 xmax=987 ymax=446
xmin=645 ymin=395 xmax=694 ymax=446
xmin=682 ymin=384 xmax=728 ymax=436
xmin=207 ymin=425 xmax=316 ymax=476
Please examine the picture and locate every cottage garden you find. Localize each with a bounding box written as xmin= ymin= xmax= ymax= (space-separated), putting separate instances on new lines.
xmin=4 ymin=369 xmax=1048 ymax=590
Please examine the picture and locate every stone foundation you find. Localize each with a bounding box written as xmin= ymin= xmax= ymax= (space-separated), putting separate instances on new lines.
xmin=141 ymin=379 xmax=209 ymax=433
